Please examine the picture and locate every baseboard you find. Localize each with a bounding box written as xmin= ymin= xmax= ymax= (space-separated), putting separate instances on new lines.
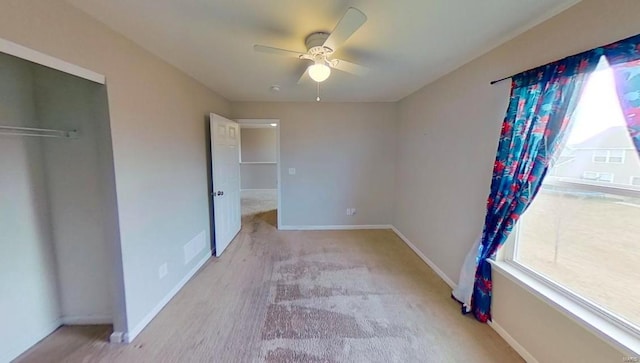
xmin=62 ymin=314 xmax=112 ymax=325
xmin=123 ymin=252 xmax=212 ymax=343
xmin=2 ymin=318 xmax=61 ymax=363
xmin=390 ymin=226 xmax=457 ymax=289
xmin=389 ymin=226 xmax=536 ymax=362
xmin=278 ymin=224 xmax=393 ymax=231
xmin=488 ymin=320 xmax=539 ymax=363
xmin=109 ymin=331 xmax=126 ymax=344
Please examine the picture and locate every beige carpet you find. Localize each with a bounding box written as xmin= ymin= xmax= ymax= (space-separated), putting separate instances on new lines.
xmin=241 ymin=189 xmax=277 ymax=218
xmin=16 ymin=210 xmax=522 ymax=362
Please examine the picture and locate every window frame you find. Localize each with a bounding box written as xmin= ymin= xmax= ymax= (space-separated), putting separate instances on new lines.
xmin=608 ymin=150 xmax=626 ymax=164
xmin=581 ymin=171 xmax=615 ymax=182
xmin=500 ymin=179 xmax=640 ymax=341
xmin=598 ymin=172 xmax=614 ymax=183
xmin=592 ymin=150 xmax=627 ymax=164
xmin=592 ymin=150 xmax=609 ymax=163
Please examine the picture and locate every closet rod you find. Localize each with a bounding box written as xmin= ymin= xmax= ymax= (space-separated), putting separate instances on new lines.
xmin=0 ymin=125 xmax=78 ymax=139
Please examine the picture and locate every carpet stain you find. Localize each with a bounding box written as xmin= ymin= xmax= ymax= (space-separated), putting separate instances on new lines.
xmin=261 ymin=304 xmax=406 ymax=340
xmin=277 ymin=260 xmax=361 ymax=280
xmin=275 ymin=284 xmax=369 ymax=303
xmin=265 ymin=348 xmax=335 ymax=363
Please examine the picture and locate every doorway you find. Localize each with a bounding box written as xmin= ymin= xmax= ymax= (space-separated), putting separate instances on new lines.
xmin=237 ymin=119 xmax=280 ymax=228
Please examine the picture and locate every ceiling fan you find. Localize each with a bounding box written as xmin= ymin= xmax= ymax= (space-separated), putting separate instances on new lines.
xmin=253 ymin=7 xmax=369 ymax=84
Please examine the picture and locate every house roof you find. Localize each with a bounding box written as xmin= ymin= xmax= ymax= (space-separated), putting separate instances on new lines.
xmin=571 ymin=126 xmax=635 ymax=150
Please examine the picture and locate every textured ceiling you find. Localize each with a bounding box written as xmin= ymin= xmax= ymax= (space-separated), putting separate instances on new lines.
xmin=66 ymin=0 xmax=580 ymax=102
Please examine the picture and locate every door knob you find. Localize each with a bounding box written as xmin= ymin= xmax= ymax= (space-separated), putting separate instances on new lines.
xmin=217 ymin=191 xmax=224 ymax=196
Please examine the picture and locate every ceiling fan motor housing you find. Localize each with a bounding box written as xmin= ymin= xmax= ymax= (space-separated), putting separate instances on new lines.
xmin=305 ymin=32 xmax=333 ymax=57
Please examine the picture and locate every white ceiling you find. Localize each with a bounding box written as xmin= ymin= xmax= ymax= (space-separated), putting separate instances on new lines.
xmin=66 ymin=0 xmax=580 ymax=102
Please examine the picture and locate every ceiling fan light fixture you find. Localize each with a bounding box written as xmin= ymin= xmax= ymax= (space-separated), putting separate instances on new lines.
xmin=308 ymin=62 xmax=331 ymax=82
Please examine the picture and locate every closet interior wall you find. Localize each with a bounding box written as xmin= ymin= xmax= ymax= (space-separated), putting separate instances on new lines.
xmin=239 ymin=127 xmax=277 ymax=190
xmin=0 ymin=52 xmax=118 ymax=362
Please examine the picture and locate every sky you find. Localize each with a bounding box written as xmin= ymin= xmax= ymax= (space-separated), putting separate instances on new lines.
xmin=567 ymin=57 xmax=627 ymax=145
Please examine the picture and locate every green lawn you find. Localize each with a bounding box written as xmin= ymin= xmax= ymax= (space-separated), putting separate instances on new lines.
xmin=517 ymin=190 xmax=640 ymax=328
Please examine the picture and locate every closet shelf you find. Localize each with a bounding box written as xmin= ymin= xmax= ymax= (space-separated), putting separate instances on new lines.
xmin=0 ymin=125 xmax=78 ymax=139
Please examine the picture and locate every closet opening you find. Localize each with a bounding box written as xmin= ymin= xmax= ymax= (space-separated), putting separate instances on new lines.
xmin=0 ymin=46 xmax=122 ymax=362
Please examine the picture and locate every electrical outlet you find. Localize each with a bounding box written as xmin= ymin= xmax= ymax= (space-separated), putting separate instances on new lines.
xmin=288 ymin=168 xmax=296 ymax=175
xmin=158 ymin=263 xmax=168 ymax=279
xmin=346 ymin=208 xmax=357 ymax=216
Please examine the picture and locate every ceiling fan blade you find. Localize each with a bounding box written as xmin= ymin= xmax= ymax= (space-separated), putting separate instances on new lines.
xmin=330 ymin=59 xmax=369 ymax=76
xmin=323 ymin=7 xmax=367 ymax=51
xmin=253 ymin=44 xmax=306 ymax=58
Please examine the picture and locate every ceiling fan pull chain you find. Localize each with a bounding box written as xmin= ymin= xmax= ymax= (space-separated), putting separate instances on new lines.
xmin=316 ymin=82 xmax=321 ymax=102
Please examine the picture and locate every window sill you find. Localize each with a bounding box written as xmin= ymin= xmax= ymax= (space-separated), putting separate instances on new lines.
xmin=489 ymin=259 xmax=640 ymax=356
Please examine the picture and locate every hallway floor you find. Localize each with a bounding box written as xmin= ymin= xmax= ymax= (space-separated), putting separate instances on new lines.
xmin=241 ymin=189 xmax=277 ymax=218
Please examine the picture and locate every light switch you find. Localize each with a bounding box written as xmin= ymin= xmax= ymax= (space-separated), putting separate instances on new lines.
xmin=288 ymin=168 xmax=296 ymax=175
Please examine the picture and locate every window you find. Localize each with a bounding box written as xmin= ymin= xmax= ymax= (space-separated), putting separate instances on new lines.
xmin=608 ymin=150 xmax=626 ymax=163
xmin=592 ymin=150 xmax=608 ymax=163
xmin=581 ymin=171 xmax=615 ymax=183
xmin=597 ymin=172 xmax=614 ymax=182
xmin=506 ymin=57 xmax=640 ymax=334
xmin=592 ymin=150 xmax=626 ymax=163
xmin=582 ymin=171 xmax=599 ymax=180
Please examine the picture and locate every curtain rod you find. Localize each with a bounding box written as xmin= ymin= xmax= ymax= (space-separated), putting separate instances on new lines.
xmin=489 ymin=43 xmax=605 ymax=85
xmin=489 ymin=32 xmax=640 ymax=85
xmin=490 ymin=51 xmax=584 ymax=85
xmin=490 ymin=75 xmax=513 ymax=85
xmin=0 ymin=125 xmax=78 ymax=138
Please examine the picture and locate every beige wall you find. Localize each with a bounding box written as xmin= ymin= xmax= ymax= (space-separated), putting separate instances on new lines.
xmin=394 ymin=0 xmax=640 ymax=361
xmin=241 ymin=163 xmax=277 ymax=190
xmin=232 ymin=102 xmax=397 ymax=227
xmin=492 ymin=272 xmax=623 ymax=363
xmin=240 ymin=128 xmax=277 ymax=162
xmin=0 ymin=0 xmax=230 ymax=339
xmin=240 ymin=127 xmax=277 ymax=189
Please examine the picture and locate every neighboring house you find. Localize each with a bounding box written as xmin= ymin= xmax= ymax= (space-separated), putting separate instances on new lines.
xmin=550 ymin=126 xmax=640 ymax=186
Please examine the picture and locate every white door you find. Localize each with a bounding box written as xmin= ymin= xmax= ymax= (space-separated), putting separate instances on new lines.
xmin=210 ymin=113 xmax=241 ymax=256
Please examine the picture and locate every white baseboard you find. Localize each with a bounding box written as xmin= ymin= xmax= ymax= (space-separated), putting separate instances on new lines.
xmin=2 ymin=318 xmax=61 ymax=363
xmin=390 ymin=226 xmax=457 ymax=289
xmin=62 ymin=314 xmax=112 ymax=325
xmin=122 ymin=252 xmax=212 ymax=343
xmin=388 ymin=226 xmax=535 ymax=362
xmin=488 ymin=320 xmax=538 ymax=363
xmin=278 ymin=224 xmax=393 ymax=231
xmin=109 ymin=331 xmax=125 ymax=344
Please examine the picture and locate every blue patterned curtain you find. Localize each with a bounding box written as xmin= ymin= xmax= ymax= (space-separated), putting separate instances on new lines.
xmin=470 ymin=53 xmax=601 ymax=322
xmin=605 ymin=34 xmax=640 ymax=155
xmin=466 ymin=33 xmax=640 ymax=322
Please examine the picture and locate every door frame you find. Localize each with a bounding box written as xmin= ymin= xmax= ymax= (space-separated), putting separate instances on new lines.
xmin=236 ymin=119 xmax=281 ymax=229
